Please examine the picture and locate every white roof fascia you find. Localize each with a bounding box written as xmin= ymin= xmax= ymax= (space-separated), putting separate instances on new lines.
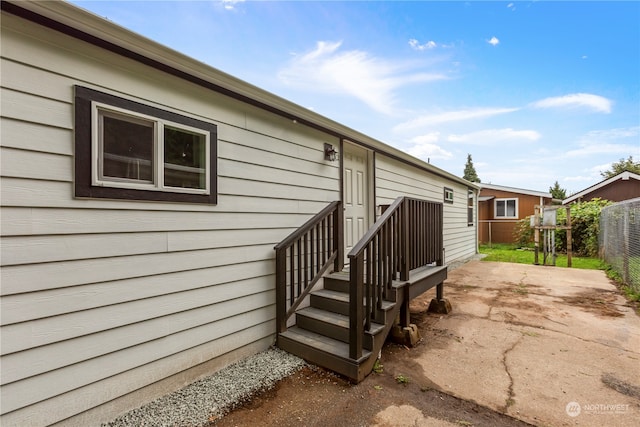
xmin=479 ymin=183 xmax=552 ymax=199
xmin=10 ymin=0 xmax=480 ymax=190
xmin=562 ymin=171 xmax=640 ymax=204
xmin=478 ymin=196 xmax=495 ymax=202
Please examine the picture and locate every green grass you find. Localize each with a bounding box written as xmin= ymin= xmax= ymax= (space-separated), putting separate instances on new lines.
xmin=604 ymin=262 xmax=640 ymax=303
xmin=479 ymin=243 xmax=604 ymax=270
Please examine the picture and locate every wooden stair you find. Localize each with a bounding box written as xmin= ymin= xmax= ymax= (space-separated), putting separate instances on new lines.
xmin=274 ymin=197 xmax=448 ymax=383
xmin=277 ymin=272 xmax=399 ymax=382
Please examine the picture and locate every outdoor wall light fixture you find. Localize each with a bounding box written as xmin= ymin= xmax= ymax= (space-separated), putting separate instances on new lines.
xmin=324 ymin=143 xmax=338 ymax=161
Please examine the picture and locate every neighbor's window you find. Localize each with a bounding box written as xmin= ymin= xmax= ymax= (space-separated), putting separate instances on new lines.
xmin=495 ymin=198 xmax=517 ymax=218
xmin=444 ymin=187 xmax=454 ymax=203
xmin=75 ymin=86 xmax=217 ymax=204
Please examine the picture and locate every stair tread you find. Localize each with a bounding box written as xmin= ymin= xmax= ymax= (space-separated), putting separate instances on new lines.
xmin=280 ymin=327 xmax=371 ymax=360
xmin=410 ymin=264 xmax=448 ymax=282
xmin=326 ymin=271 xmax=350 ymax=280
xmin=311 ymin=288 xmax=349 ymax=301
xmin=311 ymin=289 xmax=395 ymax=311
xmin=297 ymin=307 xmax=385 ymax=334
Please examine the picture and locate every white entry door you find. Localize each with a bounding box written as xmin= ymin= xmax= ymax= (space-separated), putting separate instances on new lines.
xmin=343 ymin=143 xmax=370 ymax=263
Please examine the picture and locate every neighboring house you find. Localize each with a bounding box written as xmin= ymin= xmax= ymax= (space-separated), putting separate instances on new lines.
xmin=0 ymin=1 xmax=480 ymax=426
xmin=478 ymin=183 xmax=552 ymax=244
xmin=562 ymin=171 xmax=640 ymax=205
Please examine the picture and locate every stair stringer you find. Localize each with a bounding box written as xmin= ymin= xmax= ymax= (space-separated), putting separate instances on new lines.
xmin=352 ymin=282 xmax=408 ymax=383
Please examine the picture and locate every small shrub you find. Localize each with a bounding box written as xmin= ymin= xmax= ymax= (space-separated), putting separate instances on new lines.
xmin=395 ymin=374 xmax=410 ymax=385
xmin=513 ymin=199 xmax=613 ymax=257
xmin=513 ymin=216 xmax=534 ymax=247
xmin=558 ymin=199 xmax=612 ymax=257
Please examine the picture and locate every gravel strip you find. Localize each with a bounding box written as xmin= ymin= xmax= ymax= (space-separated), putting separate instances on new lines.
xmin=102 ymin=347 xmax=308 ymax=427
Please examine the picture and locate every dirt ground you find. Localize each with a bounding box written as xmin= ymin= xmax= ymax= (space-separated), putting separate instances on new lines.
xmin=214 ymin=261 xmax=640 ymax=427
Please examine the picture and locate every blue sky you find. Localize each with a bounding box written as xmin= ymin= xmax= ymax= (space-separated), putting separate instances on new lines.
xmin=72 ymin=0 xmax=640 ymax=194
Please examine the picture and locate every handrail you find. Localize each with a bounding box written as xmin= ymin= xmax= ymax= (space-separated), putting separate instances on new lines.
xmin=348 ymin=196 xmax=405 ymax=260
xmin=274 ymin=201 xmax=341 ymax=250
xmin=274 ymin=201 xmax=343 ymax=334
xmin=347 ymin=196 xmax=443 ymax=359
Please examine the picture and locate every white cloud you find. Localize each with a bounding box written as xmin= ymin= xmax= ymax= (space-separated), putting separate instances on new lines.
xmin=563 ymin=162 xmax=611 ymax=187
xmin=487 ymin=36 xmax=500 ymax=46
xmin=409 ymin=39 xmax=437 ymax=51
xmin=448 ymin=128 xmax=541 ymax=144
xmin=564 ymin=126 xmax=640 ymax=157
xmin=582 ymin=126 xmax=640 ymax=141
xmin=409 ymin=132 xmax=441 ymax=144
xmin=220 ymin=0 xmax=244 ymax=10
xmin=564 ymin=175 xmax=596 ymax=182
xmin=564 ymin=126 xmax=640 ymax=160
xmin=394 ymin=107 xmax=519 ymax=132
xmin=278 ymin=41 xmax=448 ymax=115
xmin=403 ymin=132 xmax=452 ymax=161
xmin=566 ymin=143 xmax=637 ymax=157
xmin=405 ymin=142 xmax=452 ymax=162
xmin=531 ymin=93 xmax=613 ymax=113
xmin=507 ymin=3 xmax=515 ymax=11
xmin=589 ymin=162 xmax=615 ymax=174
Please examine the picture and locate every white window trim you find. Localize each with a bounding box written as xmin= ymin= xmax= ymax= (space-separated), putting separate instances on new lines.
xmin=91 ymin=101 xmax=211 ymax=195
xmin=444 ymin=187 xmax=454 ymax=203
xmin=494 ymin=198 xmax=518 ymax=219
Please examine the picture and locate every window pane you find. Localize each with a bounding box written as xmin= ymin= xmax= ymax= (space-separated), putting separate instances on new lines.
xmin=496 ymin=200 xmax=505 ymax=217
xmin=507 ymin=200 xmax=516 ymax=217
xmin=164 ymin=126 xmax=206 ymax=189
xmin=101 ymin=113 xmax=153 ymax=182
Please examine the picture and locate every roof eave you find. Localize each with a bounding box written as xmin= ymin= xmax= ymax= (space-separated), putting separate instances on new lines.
xmin=3 ymin=0 xmax=479 ymax=190
xmin=562 ymin=171 xmax=640 ymax=204
xmin=479 ymin=183 xmax=552 ymax=198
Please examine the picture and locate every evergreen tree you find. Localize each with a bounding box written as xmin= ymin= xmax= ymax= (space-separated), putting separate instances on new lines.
xmin=549 ymin=180 xmax=567 ymax=199
xmin=601 ymin=156 xmax=640 ymax=178
xmin=463 ymin=154 xmax=481 ymax=183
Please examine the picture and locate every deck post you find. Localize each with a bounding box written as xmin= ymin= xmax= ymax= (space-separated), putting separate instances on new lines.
xmin=400 ymin=199 xmax=409 ymax=281
xmin=275 ymin=248 xmax=287 ymax=335
xmin=399 ymin=286 xmax=410 ymax=327
xmin=334 ymin=203 xmax=344 ymax=272
xmin=349 ymin=255 xmax=364 ymax=360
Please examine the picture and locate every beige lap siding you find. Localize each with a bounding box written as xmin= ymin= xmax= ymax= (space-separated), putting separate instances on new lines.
xmin=1 ymin=10 xmax=338 ymax=426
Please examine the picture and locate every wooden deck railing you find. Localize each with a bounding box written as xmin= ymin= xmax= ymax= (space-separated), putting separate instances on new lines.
xmin=347 ymin=197 xmax=443 ymax=359
xmin=274 ymin=201 xmax=343 ymax=334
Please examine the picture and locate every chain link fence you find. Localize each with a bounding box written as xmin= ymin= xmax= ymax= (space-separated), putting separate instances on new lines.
xmin=599 ymin=198 xmax=640 ymax=292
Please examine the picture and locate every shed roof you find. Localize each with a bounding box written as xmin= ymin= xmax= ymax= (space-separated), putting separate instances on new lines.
xmin=562 ymin=171 xmax=640 ymax=204
xmin=2 ymin=0 xmax=480 ymax=191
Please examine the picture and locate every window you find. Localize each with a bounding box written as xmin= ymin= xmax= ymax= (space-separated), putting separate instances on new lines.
xmin=494 ymin=198 xmax=518 ymax=218
xmin=75 ymin=86 xmax=217 ymax=204
xmin=444 ymin=187 xmax=454 ymax=204
xmin=467 ymin=189 xmax=474 ymax=226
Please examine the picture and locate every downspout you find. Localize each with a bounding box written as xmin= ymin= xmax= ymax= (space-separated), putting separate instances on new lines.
xmin=470 ymin=187 xmax=479 ymax=254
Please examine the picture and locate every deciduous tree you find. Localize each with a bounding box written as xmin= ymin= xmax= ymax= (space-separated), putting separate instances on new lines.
xmin=601 ymin=156 xmax=640 ymax=179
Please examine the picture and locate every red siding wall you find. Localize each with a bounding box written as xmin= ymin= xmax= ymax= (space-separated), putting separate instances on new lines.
xmin=576 ymin=179 xmax=640 ymax=203
xmin=479 ymin=189 xmax=551 ymax=244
